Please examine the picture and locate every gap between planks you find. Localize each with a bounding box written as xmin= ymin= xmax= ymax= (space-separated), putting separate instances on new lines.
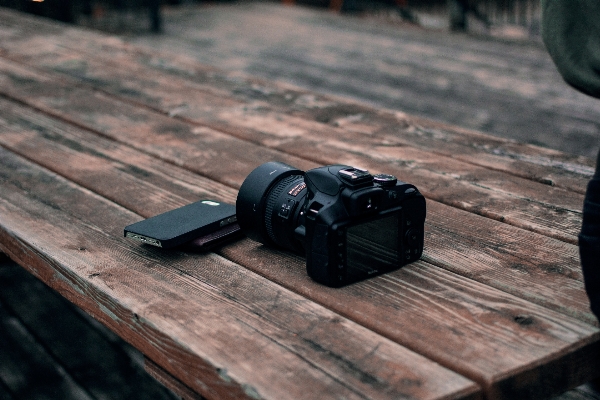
xmin=0 ymin=53 xmax=585 ymax=246
xmin=1 ymin=123 xmax=600 ymax=398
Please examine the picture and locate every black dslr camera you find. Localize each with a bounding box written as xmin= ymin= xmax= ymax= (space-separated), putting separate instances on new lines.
xmin=236 ymin=162 xmax=426 ymax=287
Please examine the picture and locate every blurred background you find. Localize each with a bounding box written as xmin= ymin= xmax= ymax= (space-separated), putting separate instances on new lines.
xmin=3 ymin=0 xmax=597 ymax=160
xmin=0 ymin=0 xmax=542 ymax=34
xmin=1 ymin=1 xmax=599 ymax=399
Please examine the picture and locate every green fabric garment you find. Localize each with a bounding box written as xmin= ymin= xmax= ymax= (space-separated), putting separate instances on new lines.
xmin=542 ymin=0 xmax=600 ymax=98
xmin=543 ymin=1 xmax=600 ymax=323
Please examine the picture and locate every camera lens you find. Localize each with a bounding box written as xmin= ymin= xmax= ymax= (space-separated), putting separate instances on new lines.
xmin=237 ymin=162 xmax=307 ymax=253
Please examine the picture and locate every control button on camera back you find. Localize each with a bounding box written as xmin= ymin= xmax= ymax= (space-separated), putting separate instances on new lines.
xmin=405 ymin=228 xmax=421 ymax=247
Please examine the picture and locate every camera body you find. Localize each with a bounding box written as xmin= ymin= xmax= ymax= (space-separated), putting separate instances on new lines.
xmin=236 ymin=162 xmax=426 ymax=287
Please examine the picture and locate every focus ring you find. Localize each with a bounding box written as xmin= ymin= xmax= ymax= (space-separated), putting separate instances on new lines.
xmin=265 ymin=175 xmax=302 ymax=244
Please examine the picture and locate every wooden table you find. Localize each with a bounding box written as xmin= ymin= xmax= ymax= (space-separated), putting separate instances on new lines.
xmin=0 ymin=8 xmax=598 ymax=400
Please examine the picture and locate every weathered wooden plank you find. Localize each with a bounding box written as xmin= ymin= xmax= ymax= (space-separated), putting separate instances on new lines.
xmin=145 ymin=358 xmax=205 ymax=400
xmin=0 ymin=6 xmax=594 ymax=193
xmin=0 ymin=149 xmax=481 ymax=400
xmin=108 ymin=51 xmax=597 ymax=193
xmin=0 ymin=52 xmax=585 ymax=246
xmin=0 ymin=300 xmax=95 ymax=400
xmin=220 ymin=241 xmax=600 ymax=400
xmin=0 ymin=10 xmax=587 ymax=398
xmin=0 ymin=101 xmax=239 ymax=217
xmin=207 ymin=108 xmax=584 ymax=244
xmin=0 ymin=65 xmax=315 ymax=186
xmin=0 ymin=257 xmax=180 ymax=400
xmin=0 ymin=106 xmax=598 ymax=399
xmin=129 ymin=2 xmax=600 ymax=158
xmin=0 ymin=67 xmax=593 ymax=325
xmin=0 ymin=8 xmax=595 ymax=190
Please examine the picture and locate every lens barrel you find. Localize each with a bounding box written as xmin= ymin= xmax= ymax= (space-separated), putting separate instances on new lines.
xmin=236 ymin=162 xmax=305 ymax=249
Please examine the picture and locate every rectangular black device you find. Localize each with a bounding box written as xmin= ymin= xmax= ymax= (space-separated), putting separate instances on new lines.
xmin=236 ymin=162 xmax=426 ymax=287
xmin=124 ymin=200 xmax=238 ymax=249
xmin=303 ymin=176 xmax=426 ymax=287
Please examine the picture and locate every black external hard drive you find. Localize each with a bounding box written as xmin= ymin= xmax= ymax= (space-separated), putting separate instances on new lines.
xmin=124 ymin=200 xmax=238 ymax=249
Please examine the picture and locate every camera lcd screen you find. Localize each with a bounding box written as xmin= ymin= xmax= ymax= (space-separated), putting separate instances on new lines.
xmin=345 ymin=212 xmax=400 ymax=280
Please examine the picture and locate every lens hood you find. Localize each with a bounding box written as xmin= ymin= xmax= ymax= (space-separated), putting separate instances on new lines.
xmin=236 ymin=162 xmax=303 ymax=244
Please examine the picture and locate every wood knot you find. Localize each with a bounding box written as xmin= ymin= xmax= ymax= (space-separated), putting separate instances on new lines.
xmin=514 ymin=315 xmax=534 ymax=326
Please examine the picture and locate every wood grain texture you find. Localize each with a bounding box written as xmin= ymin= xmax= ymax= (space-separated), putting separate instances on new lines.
xmin=0 ymin=149 xmax=481 ymax=400
xmin=131 ymin=2 xmax=599 ymax=158
xmin=0 ymin=105 xmax=598 ymax=398
xmin=2 ymin=3 xmax=598 ymax=160
xmin=0 ymin=7 xmax=593 ymax=185
xmin=0 ymin=30 xmax=587 ymax=245
xmin=0 ymin=258 xmax=178 ymax=400
xmin=0 ymin=59 xmax=317 ymax=186
xmin=145 ymin=358 xmax=205 ymax=400
xmin=221 ymin=242 xmax=600 ymax=400
xmin=0 ymin=72 xmax=593 ymax=325
xmin=0 ymin=8 xmax=599 ymax=399
xmin=0 ymin=5 xmax=595 ymax=191
xmin=0 ymin=52 xmax=583 ymax=244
